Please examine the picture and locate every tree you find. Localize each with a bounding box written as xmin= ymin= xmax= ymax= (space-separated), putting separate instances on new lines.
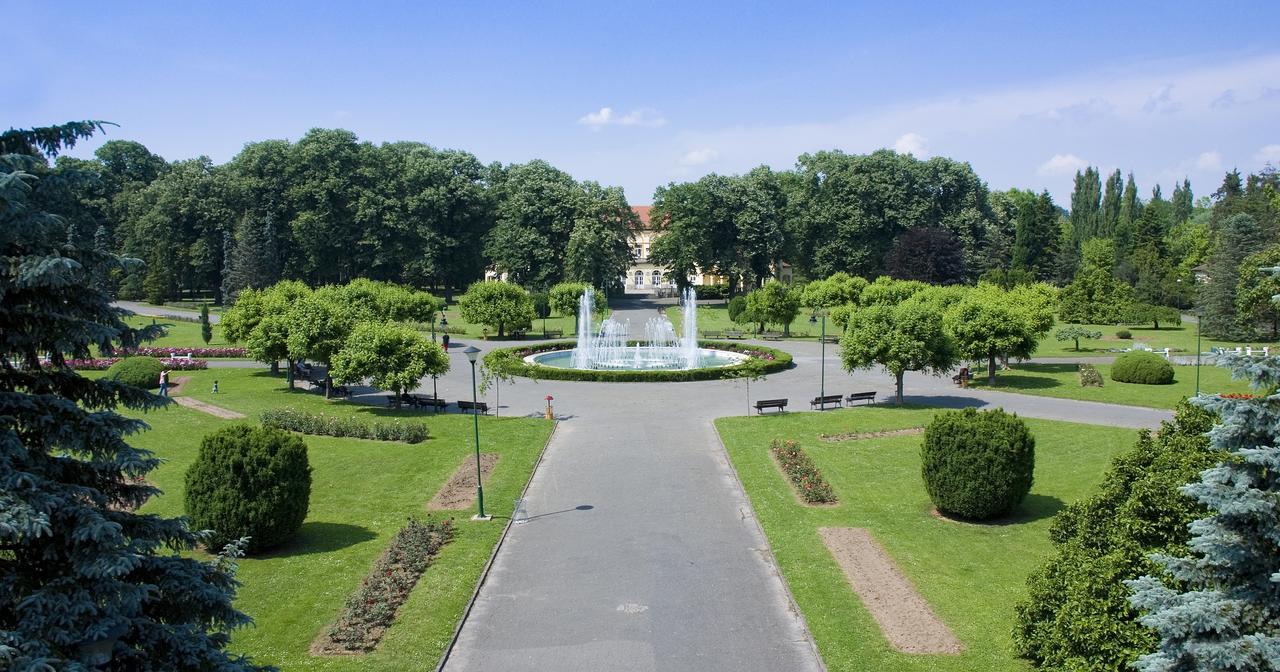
xmin=945 ymin=283 xmax=1055 ymax=385
xmin=1126 ymin=354 xmax=1280 ymax=671
xmin=1199 ymin=213 xmax=1264 ymax=340
xmin=0 ymin=122 xmax=268 ymax=669
xmin=286 ymin=287 xmax=356 ymax=395
xmin=1171 ymin=178 xmax=1193 ymax=225
xmin=1101 ymin=169 xmax=1124 ymax=238
xmin=457 ymin=281 xmax=535 ymax=337
xmin=221 ymin=280 xmax=311 ymax=377
xmin=884 ymin=227 xmax=966 ymax=284
xmin=1012 ymin=190 xmax=1061 ymax=282
xmin=840 ymin=298 xmax=957 ymax=404
xmin=548 ymin=282 xmax=604 ymax=333
xmin=1069 ymin=167 xmax=1102 ymax=242
xmin=564 ymin=183 xmax=636 ymax=292
xmin=800 ymin=272 xmax=866 ymax=311
xmin=1055 ymin=326 xmax=1102 ymax=351
xmin=743 ymin=281 xmax=801 ymax=335
xmin=331 ymin=322 xmax=449 ymax=406
xmin=484 ymin=160 xmax=582 ymax=289
xmin=1059 ymin=239 xmax=1135 ymax=324
xmin=1014 ymin=402 xmax=1219 ymax=670
xmin=1236 ymin=245 xmax=1280 ymax=339
xmin=1116 ymin=172 xmax=1143 ymax=260
xmin=200 ymin=302 xmax=213 ymax=344
xmin=733 ymin=165 xmax=789 ymax=287
xmin=221 ymin=213 xmax=280 ymax=302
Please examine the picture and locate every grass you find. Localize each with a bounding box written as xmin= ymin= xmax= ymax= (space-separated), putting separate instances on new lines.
xmin=967 ymin=362 xmax=1253 ymax=409
xmin=124 ymin=314 xmax=230 ymax=348
xmin=665 ymin=304 xmax=822 ymax=339
xmin=116 ymin=366 xmax=553 ymax=670
xmin=1034 ymin=319 xmax=1270 ymax=358
xmin=716 ymin=407 xmax=1136 ymax=672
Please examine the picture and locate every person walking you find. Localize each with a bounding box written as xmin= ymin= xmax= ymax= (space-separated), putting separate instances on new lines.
xmin=158 ymin=368 xmax=171 ymax=397
xmin=441 ymin=333 xmax=450 ymax=350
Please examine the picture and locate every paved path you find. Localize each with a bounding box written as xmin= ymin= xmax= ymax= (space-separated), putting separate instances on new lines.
xmin=115 ymin=300 xmax=220 ymax=323
xmin=437 ymin=297 xmax=1170 ymax=672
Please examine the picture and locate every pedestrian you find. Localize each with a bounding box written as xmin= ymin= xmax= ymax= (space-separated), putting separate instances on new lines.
xmin=441 ymin=333 xmax=450 ymax=350
xmin=211 ymin=379 xmax=219 ymax=394
xmin=158 ymin=369 xmax=170 ymax=397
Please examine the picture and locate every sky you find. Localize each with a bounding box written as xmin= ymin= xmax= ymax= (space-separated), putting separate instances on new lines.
xmin=8 ymin=1 xmax=1279 ymax=206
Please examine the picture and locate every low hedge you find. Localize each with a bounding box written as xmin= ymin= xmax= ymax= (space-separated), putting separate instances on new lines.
xmin=260 ymin=407 xmax=429 ymax=443
xmin=1111 ymin=351 xmax=1175 ymax=385
xmin=482 ymin=340 xmax=792 ymax=383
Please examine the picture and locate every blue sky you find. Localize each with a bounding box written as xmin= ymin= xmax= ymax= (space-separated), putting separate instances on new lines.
xmin=8 ymin=1 xmax=1279 ymax=205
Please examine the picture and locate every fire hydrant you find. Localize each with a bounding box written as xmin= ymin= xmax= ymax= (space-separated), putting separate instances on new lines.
xmin=545 ymin=395 xmax=554 ymax=420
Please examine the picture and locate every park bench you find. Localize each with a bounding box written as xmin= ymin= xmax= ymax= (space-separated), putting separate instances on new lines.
xmin=820 ymin=335 xmax=839 ymax=344
xmin=761 ymin=331 xmax=784 ymax=341
xmin=754 ymin=398 xmax=788 ymax=414
xmin=702 ymin=330 xmax=723 ymax=339
xmin=457 ymin=400 xmax=490 ymax=414
xmin=543 ymin=329 xmax=563 ymax=339
xmin=724 ymin=330 xmax=745 ymax=339
xmin=845 ymin=391 xmax=877 ymax=406
xmin=810 ymin=394 xmax=843 ymax=410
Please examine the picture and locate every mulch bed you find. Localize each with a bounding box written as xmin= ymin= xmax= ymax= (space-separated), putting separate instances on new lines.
xmin=819 ymin=428 xmax=924 ymax=442
xmin=427 ymin=453 xmax=499 ymax=509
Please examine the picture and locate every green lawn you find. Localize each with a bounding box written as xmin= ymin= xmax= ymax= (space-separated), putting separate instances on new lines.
xmin=123 ymin=314 xmax=231 ymax=348
xmin=665 ymin=304 xmax=823 ymax=339
xmin=119 ymin=366 xmax=554 ymax=670
xmin=968 ymin=362 xmax=1252 ymax=409
xmin=716 ymin=408 xmax=1136 ymax=672
xmin=1033 ymin=319 xmax=1269 ymax=358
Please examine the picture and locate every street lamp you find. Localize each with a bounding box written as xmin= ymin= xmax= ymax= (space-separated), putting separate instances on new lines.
xmin=462 ymin=346 xmax=489 ymax=520
xmin=810 ymin=310 xmax=828 ymax=409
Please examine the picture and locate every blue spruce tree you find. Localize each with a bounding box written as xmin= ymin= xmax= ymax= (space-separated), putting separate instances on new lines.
xmin=1 ymin=123 xmax=270 ymax=670
xmin=1127 ymin=353 xmax=1280 ymax=671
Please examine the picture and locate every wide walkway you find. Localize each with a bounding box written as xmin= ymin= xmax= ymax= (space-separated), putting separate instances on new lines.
xmin=437 ymin=297 xmax=1169 ymax=672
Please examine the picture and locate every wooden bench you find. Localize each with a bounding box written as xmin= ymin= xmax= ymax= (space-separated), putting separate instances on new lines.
xmin=543 ymin=329 xmax=563 ymax=339
xmin=754 ymin=398 xmax=788 ymax=414
xmin=820 ymin=335 xmax=840 ymax=344
xmin=702 ymin=330 xmax=723 ymax=339
xmin=845 ymin=391 xmax=877 ymax=406
xmin=457 ymin=400 xmax=490 ymax=414
xmin=724 ymin=330 xmax=745 ymax=339
xmin=761 ymin=331 xmax=784 ymax=341
xmin=810 ymin=394 xmax=843 ymax=410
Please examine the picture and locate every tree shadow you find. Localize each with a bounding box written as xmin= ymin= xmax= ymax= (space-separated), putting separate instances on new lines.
xmin=899 ymin=395 xmax=990 ymax=409
xmin=930 ymin=493 xmax=1065 ymax=527
xmin=259 ymin=521 xmax=378 ymax=557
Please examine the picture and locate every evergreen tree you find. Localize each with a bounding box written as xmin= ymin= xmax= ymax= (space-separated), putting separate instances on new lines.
xmin=1012 ymin=190 xmax=1060 ymax=282
xmin=1172 ymin=179 xmax=1193 ymax=225
xmin=1 ymin=123 xmax=268 ymax=669
xmin=222 ymin=213 xmax=277 ymax=303
xmin=1101 ymin=169 xmax=1124 ymax=238
xmin=1059 ymin=239 xmax=1136 ymax=324
xmin=1126 ymin=353 xmax=1280 ymax=671
xmin=1070 ymin=167 xmax=1102 ymax=242
xmin=1199 ymin=213 xmax=1264 ymax=339
xmin=1116 ymin=172 xmax=1143 ymax=261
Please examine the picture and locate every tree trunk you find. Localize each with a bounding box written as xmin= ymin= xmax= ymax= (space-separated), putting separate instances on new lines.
xmin=1073 ymin=338 xmax=1080 ymax=351
xmin=270 ymin=360 xmax=279 ymax=375
xmin=498 ymin=322 xmax=505 ymax=337
xmin=987 ymin=352 xmax=997 ymax=386
xmin=783 ymin=322 xmax=791 ymax=337
xmin=285 ymin=358 xmax=294 ymax=390
xmin=895 ymin=370 xmax=905 ymax=405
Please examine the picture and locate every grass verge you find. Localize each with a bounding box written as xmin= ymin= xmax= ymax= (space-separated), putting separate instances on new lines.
xmin=716 ymin=407 xmax=1134 ymax=672
xmin=967 ymin=362 xmax=1252 ymax=409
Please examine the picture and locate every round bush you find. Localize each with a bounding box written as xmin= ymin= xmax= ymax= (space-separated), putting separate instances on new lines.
xmin=921 ymin=408 xmax=1036 ymax=520
xmin=184 ymin=424 xmax=312 ymax=554
xmin=1110 ymin=351 xmax=1175 ymax=385
xmin=1115 ymin=329 xmax=1132 ymax=339
xmin=106 ymin=356 xmax=164 ymax=389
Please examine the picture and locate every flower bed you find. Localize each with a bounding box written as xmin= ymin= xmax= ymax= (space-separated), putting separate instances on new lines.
xmin=40 ymin=357 xmax=206 ymax=371
xmin=316 ymin=517 xmax=455 ymax=653
xmin=261 ymin=408 xmax=429 ymax=444
xmin=482 ymin=340 xmax=792 ymax=383
xmin=123 ymin=346 xmax=247 ymax=358
xmin=771 ymin=439 xmax=837 ymax=504
xmin=160 ymin=358 xmax=208 ymax=370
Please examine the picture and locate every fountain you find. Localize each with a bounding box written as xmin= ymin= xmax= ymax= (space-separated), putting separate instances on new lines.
xmin=528 ymin=287 xmax=747 ymax=371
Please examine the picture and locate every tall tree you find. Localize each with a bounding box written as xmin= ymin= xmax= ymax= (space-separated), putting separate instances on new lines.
xmin=733 ymin=165 xmax=789 ymax=287
xmin=1171 ymin=178 xmax=1193 ymax=225
xmin=1116 ymin=172 xmax=1143 ymax=260
xmin=1199 ymin=213 xmax=1265 ymax=339
xmin=1060 ymin=239 xmax=1136 ymax=324
xmin=565 ymin=182 xmax=636 ymax=293
xmin=840 ymin=297 xmax=957 ymax=404
xmin=1101 ymin=169 xmax=1124 ymax=238
xmin=1070 ymin=167 xmax=1102 ymax=242
xmin=484 ymin=160 xmax=582 ymax=289
xmin=946 ymin=283 xmax=1056 ymax=384
xmin=885 ymin=227 xmax=966 ymax=284
xmin=1012 ymin=190 xmax=1061 ymax=282
xmin=1 ymin=122 xmax=268 ymax=670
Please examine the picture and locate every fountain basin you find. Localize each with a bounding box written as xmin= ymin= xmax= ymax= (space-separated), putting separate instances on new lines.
xmin=527 ymin=347 xmax=748 ymax=371
xmin=483 ymin=340 xmax=793 ymax=383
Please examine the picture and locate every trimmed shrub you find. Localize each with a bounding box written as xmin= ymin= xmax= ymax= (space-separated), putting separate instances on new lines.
xmin=106 ymin=356 xmax=164 ymax=389
xmin=1116 ymin=329 xmax=1132 ymax=339
xmin=727 ymin=296 xmax=747 ymax=322
xmin=482 ymin=340 xmax=792 ymax=383
xmin=317 ymin=517 xmax=456 ymax=653
xmin=1078 ymin=363 xmax=1104 ymax=387
xmin=921 ymin=408 xmax=1035 ymax=520
xmin=260 ymin=408 xmax=428 ymax=444
xmin=1111 ymin=351 xmax=1175 ymax=385
xmin=771 ymin=440 xmax=837 ymax=504
xmin=184 ymin=424 xmax=312 ymax=554
xmin=1013 ymin=402 xmax=1218 ymax=670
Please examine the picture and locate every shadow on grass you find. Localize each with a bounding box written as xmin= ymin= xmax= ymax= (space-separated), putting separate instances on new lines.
xmin=263 ymin=522 xmax=378 ymax=557
xmin=931 ymin=493 xmax=1065 ymax=527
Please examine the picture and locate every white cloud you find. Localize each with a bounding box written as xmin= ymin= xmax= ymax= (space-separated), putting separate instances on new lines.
xmin=679 ymin=148 xmax=718 ymax=166
xmin=1257 ymin=144 xmax=1280 ymax=164
xmin=578 ymin=106 xmax=667 ymax=129
xmin=1142 ymin=84 xmax=1180 ymax=114
xmin=1196 ymin=151 xmax=1223 ymax=170
xmin=1037 ymin=153 xmax=1089 ymax=176
xmin=893 ymin=132 xmax=928 ymax=157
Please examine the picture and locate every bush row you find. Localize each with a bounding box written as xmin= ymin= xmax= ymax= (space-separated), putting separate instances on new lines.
xmin=320 ymin=517 xmax=456 ymax=653
xmin=483 ymin=340 xmax=793 ymax=383
xmin=770 ymin=439 xmax=837 ymax=504
xmin=124 ymin=346 xmax=247 ymax=358
xmin=260 ymin=407 xmax=429 ymax=443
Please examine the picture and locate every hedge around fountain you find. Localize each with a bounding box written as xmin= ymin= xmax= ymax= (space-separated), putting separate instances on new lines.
xmin=482 ymin=340 xmax=793 ymax=382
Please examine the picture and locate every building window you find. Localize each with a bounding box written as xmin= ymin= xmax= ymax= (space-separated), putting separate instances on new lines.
xmin=634 ymin=270 xmax=644 ymax=287
xmin=652 ymin=270 xmax=662 ymax=286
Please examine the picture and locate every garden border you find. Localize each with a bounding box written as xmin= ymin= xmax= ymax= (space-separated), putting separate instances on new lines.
xmin=482 ymin=340 xmax=793 ymax=383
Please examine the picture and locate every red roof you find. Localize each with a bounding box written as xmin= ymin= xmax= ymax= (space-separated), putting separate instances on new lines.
xmin=632 ymin=205 xmax=652 ymax=226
